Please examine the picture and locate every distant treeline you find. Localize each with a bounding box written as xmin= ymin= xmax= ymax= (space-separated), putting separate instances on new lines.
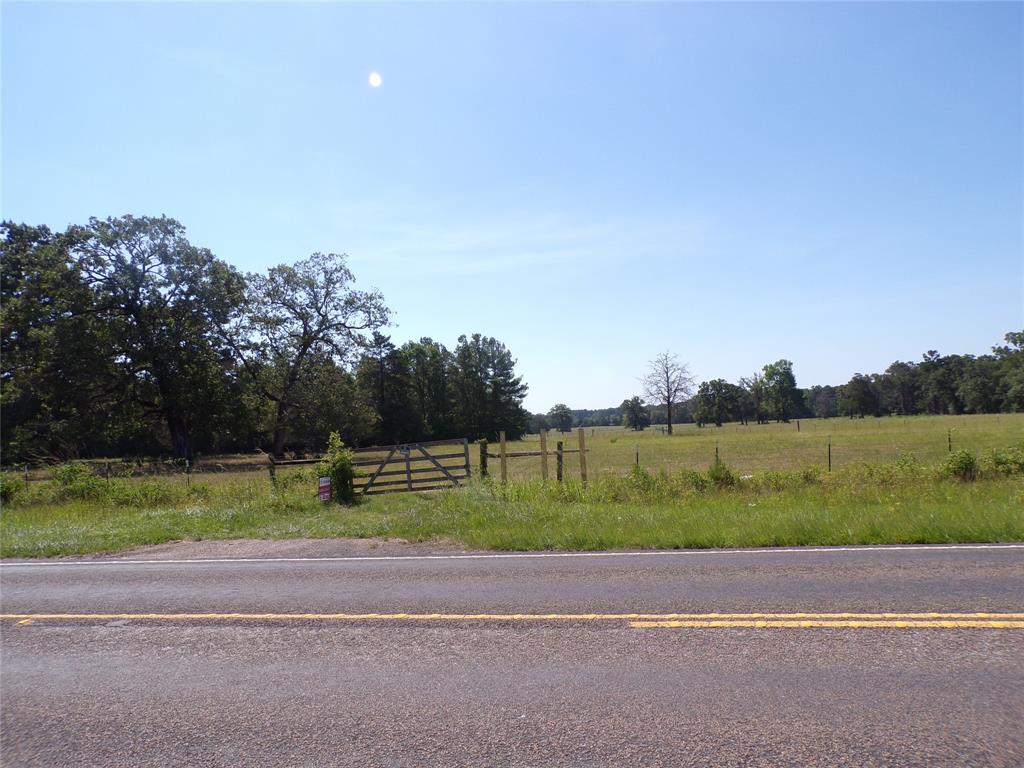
xmin=535 ymin=335 xmax=1024 ymax=431
xmin=1 ymin=217 xmax=530 ymax=461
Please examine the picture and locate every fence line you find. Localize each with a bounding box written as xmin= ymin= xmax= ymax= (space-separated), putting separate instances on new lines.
xmin=0 ymin=425 xmax=987 ymax=486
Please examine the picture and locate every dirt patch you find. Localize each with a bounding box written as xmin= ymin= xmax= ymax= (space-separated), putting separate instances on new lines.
xmin=56 ymin=537 xmax=478 ymax=561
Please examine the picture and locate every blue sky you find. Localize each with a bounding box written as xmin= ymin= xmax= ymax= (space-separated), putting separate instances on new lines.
xmin=3 ymin=1 xmax=1022 ymax=411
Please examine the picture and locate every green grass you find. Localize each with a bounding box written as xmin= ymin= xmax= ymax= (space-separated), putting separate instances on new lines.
xmin=1 ymin=436 xmax=1022 ymax=557
xmin=496 ymin=412 xmax=1024 ymax=481
xmin=367 ymin=474 xmax=1023 ymax=551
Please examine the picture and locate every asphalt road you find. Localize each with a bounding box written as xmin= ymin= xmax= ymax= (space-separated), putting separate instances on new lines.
xmin=2 ymin=542 xmax=1023 ymax=767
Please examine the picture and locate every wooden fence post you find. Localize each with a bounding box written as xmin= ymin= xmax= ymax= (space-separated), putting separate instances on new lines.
xmin=539 ymin=430 xmax=549 ymax=481
xmin=828 ymin=438 xmax=832 ymax=473
xmin=404 ymin=447 xmax=413 ymax=491
xmin=499 ymin=431 xmax=508 ymax=484
xmin=463 ymin=438 xmax=471 ymax=478
xmin=556 ymin=441 xmax=564 ymax=482
xmin=479 ymin=440 xmax=488 ymax=478
xmin=267 ymin=456 xmax=276 ymax=486
xmin=577 ymin=427 xmax=588 ymax=484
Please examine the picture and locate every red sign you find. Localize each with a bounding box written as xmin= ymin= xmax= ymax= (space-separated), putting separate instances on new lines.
xmin=318 ymin=476 xmax=331 ymax=502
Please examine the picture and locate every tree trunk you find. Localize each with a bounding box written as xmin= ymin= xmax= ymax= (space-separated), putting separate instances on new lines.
xmin=166 ymin=414 xmax=191 ymax=460
xmin=666 ymin=402 xmax=673 ymax=435
xmin=272 ymin=399 xmax=289 ymax=458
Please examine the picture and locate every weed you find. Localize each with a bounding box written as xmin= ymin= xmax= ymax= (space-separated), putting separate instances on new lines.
xmin=52 ymin=462 xmax=107 ymax=500
xmin=0 ymin=475 xmax=26 ymax=505
xmin=316 ymin=432 xmax=358 ymax=504
xmin=942 ymin=450 xmax=979 ymax=482
xmin=706 ymin=460 xmax=737 ymax=488
xmin=989 ymin=442 xmax=1024 ymax=475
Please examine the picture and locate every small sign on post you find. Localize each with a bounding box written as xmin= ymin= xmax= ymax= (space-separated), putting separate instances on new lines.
xmin=318 ymin=476 xmax=332 ymax=502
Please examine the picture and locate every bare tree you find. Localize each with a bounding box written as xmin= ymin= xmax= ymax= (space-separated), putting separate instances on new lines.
xmin=642 ymin=351 xmax=694 ymax=435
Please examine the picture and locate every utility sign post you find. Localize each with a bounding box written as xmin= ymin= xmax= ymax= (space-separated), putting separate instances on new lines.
xmin=318 ymin=476 xmax=331 ymax=502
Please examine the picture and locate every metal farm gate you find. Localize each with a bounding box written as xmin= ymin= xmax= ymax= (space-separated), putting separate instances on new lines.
xmin=352 ymin=438 xmax=471 ymax=496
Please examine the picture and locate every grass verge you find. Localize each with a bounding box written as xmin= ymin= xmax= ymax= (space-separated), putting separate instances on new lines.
xmin=1 ymin=449 xmax=1022 ymax=557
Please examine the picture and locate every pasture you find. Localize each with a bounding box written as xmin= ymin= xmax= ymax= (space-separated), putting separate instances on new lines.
xmin=493 ymin=413 xmax=1023 ymax=481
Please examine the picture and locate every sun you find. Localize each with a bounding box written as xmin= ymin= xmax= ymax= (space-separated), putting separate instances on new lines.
xmin=368 ymin=71 xmax=383 ymax=88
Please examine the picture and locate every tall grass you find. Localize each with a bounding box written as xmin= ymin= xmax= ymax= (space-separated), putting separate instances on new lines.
xmin=1 ymin=443 xmax=1022 ymax=557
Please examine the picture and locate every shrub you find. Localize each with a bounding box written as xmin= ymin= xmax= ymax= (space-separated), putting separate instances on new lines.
xmin=942 ymin=450 xmax=979 ymax=482
xmin=989 ymin=443 xmax=1024 ymax=475
xmin=706 ymin=460 xmax=737 ymax=489
xmin=316 ymin=432 xmax=358 ymax=505
xmin=52 ymin=462 xmax=106 ymax=500
xmin=0 ymin=474 xmax=26 ymax=506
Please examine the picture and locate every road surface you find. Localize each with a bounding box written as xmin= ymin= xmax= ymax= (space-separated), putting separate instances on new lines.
xmin=2 ymin=542 xmax=1023 ymax=766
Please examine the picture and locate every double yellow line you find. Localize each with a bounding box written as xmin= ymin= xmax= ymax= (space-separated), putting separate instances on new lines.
xmin=3 ymin=612 xmax=1023 ymax=629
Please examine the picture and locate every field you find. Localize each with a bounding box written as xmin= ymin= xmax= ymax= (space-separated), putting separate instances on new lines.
xmin=1 ymin=414 xmax=1022 ymax=557
xmin=497 ymin=413 xmax=1024 ymax=481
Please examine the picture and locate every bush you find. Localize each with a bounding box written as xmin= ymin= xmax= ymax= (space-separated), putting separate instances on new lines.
xmin=52 ymin=462 xmax=106 ymax=500
xmin=706 ymin=460 xmax=737 ymax=489
xmin=0 ymin=474 xmax=26 ymax=506
xmin=316 ymin=432 xmax=358 ymax=505
xmin=989 ymin=443 xmax=1024 ymax=475
xmin=942 ymin=450 xmax=979 ymax=482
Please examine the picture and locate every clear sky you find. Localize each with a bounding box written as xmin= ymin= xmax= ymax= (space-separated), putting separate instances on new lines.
xmin=3 ymin=1 xmax=1022 ymax=412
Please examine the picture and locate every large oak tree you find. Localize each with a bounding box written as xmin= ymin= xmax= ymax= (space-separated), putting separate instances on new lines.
xmin=233 ymin=252 xmax=389 ymax=456
xmin=72 ymin=215 xmax=246 ymax=458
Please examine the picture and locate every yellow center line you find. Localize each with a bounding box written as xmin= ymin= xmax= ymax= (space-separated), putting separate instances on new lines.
xmin=2 ymin=611 xmax=1024 ymax=628
xmin=631 ymin=620 xmax=1024 ymax=629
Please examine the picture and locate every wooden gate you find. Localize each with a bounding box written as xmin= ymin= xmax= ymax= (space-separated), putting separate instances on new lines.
xmin=353 ymin=438 xmax=471 ymax=496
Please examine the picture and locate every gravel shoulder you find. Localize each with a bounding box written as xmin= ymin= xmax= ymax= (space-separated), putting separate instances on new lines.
xmin=10 ymin=537 xmax=474 ymax=562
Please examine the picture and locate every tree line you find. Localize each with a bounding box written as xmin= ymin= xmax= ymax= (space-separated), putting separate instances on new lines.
xmin=688 ymin=341 xmax=1024 ymax=425
xmin=1 ymin=216 xmax=530 ymax=461
xmin=541 ymin=337 xmax=1024 ymax=432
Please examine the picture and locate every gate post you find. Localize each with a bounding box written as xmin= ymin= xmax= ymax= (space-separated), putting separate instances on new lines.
xmin=404 ymin=446 xmax=412 ymax=491
xmin=577 ymin=427 xmax=588 ymax=484
xmin=556 ymin=441 xmax=564 ymax=482
xmin=479 ymin=440 xmax=488 ymax=478
xmin=499 ymin=431 xmax=508 ymax=484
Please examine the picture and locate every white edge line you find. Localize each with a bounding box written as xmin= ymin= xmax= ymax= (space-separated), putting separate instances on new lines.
xmin=1 ymin=543 xmax=1023 ymax=567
